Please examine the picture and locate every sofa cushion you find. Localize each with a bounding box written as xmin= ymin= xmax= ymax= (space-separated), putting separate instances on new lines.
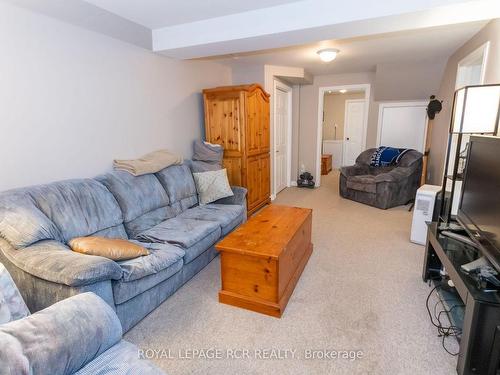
xmin=182 ymin=229 xmax=221 ymax=264
xmin=155 ymin=164 xmax=198 ymax=211
xmin=0 ymin=293 xmax=122 ymax=375
xmin=346 ymin=175 xmax=377 ymax=194
xmin=113 ymin=259 xmax=183 ymax=305
xmin=1 ymin=240 xmax=123 ymax=287
xmin=0 ymin=190 xmax=63 ymax=248
xmin=27 ymin=179 xmax=123 ymax=243
xmin=74 ymin=340 xmax=165 ymax=375
xmin=117 ymin=242 xmax=185 ymax=282
xmin=96 ymin=171 xmax=179 ymax=237
xmin=178 ymin=204 xmax=245 ymax=235
xmin=125 ymin=205 xmax=182 ymax=239
xmin=92 ymin=224 xmax=128 ymax=239
xmin=137 ymin=217 xmax=220 ymax=249
xmin=112 ymin=242 xmax=184 ymax=304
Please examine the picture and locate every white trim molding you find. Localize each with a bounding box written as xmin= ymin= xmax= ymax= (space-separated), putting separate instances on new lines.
xmin=273 ymin=79 xmax=293 ymax=195
xmin=456 ymin=41 xmax=489 ymax=89
xmin=316 ymin=84 xmax=371 ymax=188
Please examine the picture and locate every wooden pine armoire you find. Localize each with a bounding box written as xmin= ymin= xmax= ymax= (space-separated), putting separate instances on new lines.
xmin=203 ymin=84 xmax=271 ymax=215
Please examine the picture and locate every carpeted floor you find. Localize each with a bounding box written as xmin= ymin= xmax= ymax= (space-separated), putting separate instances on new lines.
xmin=125 ymin=172 xmax=457 ymax=374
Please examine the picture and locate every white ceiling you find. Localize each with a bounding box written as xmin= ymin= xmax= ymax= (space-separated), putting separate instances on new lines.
xmin=83 ymin=0 xmax=300 ymax=28
xmin=209 ymin=22 xmax=488 ymax=75
xmin=6 ymin=0 xmax=498 ymax=64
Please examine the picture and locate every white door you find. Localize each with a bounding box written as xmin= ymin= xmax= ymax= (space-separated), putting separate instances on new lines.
xmin=274 ymin=87 xmax=289 ymax=193
xmin=343 ymin=99 xmax=366 ymax=166
xmin=377 ymin=102 xmax=427 ymax=152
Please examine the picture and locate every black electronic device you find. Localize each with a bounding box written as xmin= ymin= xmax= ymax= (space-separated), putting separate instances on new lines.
xmin=457 ymin=136 xmax=500 ymax=273
xmin=297 ymin=172 xmax=315 ymax=189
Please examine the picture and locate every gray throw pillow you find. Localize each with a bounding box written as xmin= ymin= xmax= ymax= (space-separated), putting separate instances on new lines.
xmin=193 ymin=169 xmax=234 ymax=205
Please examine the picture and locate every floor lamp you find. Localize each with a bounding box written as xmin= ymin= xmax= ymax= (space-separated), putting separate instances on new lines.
xmin=439 ymin=83 xmax=500 ymax=225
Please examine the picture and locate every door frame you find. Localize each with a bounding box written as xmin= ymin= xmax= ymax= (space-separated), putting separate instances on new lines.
xmin=342 ymin=98 xmax=367 ymax=166
xmin=376 ymin=101 xmax=428 ymax=152
xmin=456 ymin=41 xmax=489 ymax=90
xmin=273 ymin=79 xmax=292 ymax=197
xmin=316 ymin=83 xmax=370 ymax=187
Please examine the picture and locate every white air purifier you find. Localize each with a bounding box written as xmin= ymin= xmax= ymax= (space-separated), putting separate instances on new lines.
xmin=411 ymin=185 xmax=442 ymax=245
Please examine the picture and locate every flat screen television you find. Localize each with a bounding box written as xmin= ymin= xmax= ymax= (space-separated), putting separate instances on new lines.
xmin=458 ymin=135 xmax=500 ymax=272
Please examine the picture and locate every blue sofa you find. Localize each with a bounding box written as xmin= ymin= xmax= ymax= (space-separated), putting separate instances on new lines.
xmin=0 ymin=291 xmax=165 ymax=374
xmin=0 ymin=163 xmax=247 ymax=332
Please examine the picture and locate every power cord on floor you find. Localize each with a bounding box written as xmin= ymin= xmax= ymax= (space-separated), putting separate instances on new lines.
xmin=425 ymin=284 xmax=464 ymax=356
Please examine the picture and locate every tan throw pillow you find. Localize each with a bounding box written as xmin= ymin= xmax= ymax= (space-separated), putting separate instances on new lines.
xmin=69 ymin=237 xmax=149 ymax=261
xmin=192 ymin=169 xmax=234 ymax=205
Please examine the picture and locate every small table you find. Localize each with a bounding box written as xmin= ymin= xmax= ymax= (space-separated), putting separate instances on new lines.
xmin=216 ymin=205 xmax=313 ymax=317
xmin=321 ymin=154 xmax=332 ymax=175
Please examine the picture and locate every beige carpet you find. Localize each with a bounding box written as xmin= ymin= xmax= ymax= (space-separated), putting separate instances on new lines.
xmin=125 ymin=172 xmax=457 ymax=374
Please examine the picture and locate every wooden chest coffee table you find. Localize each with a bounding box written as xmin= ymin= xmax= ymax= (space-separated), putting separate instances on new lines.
xmin=216 ymin=205 xmax=313 ymax=317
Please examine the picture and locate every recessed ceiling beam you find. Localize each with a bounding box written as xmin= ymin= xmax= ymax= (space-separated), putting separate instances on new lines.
xmin=153 ymin=0 xmax=500 ymax=59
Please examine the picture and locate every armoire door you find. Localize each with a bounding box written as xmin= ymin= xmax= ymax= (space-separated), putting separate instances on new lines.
xmin=259 ymin=92 xmax=270 ymax=153
xmin=259 ymin=153 xmax=270 ymax=202
xmin=246 ymin=155 xmax=261 ymax=210
xmin=204 ymin=93 xmax=243 ymax=159
xmin=246 ymin=88 xmax=270 ymax=156
xmin=246 ymin=91 xmax=261 ymax=157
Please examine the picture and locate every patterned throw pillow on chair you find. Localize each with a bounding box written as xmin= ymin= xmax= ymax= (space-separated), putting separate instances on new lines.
xmin=193 ymin=169 xmax=234 ymax=205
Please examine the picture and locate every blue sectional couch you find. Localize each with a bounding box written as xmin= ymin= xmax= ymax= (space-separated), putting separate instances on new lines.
xmin=0 ymin=292 xmax=165 ymax=374
xmin=0 ymin=163 xmax=247 ymax=332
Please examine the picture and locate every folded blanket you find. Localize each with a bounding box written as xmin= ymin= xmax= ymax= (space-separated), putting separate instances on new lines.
xmin=113 ymin=149 xmax=183 ymax=176
xmin=370 ymin=146 xmax=412 ymax=167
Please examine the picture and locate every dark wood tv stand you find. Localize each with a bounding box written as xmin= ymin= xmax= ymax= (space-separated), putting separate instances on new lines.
xmin=423 ymin=222 xmax=500 ymax=375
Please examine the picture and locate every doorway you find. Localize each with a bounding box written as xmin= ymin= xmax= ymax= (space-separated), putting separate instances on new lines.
xmin=343 ymin=99 xmax=367 ymax=166
xmin=273 ymin=80 xmax=292 ymax=195
xmin=316 ymin=84 xmax=370 ymax=187
xmin=376 ymin=101 xmax=428 ymax=153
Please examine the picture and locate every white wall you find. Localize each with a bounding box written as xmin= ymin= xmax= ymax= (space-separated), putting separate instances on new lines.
xmin=232 ymin=65 xmax=264 ymax=85
xmin=374 ymin=60 xmax=447 ymax=101
xmin=323 ymin=92 xmax=365 ymax=140
xmin=428 ymin=19 xmax=500 ymax=184
xmin=0 ymin=2 xmax=231 ymax=191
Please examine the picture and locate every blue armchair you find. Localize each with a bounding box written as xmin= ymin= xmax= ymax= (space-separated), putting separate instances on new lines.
xmin=0 ymin=262 xmax=165 ymax=375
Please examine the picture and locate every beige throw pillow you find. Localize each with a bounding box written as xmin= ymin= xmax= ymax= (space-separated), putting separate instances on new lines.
xmin=69 ymin=237 xmax=149 ymax=261
xmin=193 ymin=169 xmax=234 ymax=205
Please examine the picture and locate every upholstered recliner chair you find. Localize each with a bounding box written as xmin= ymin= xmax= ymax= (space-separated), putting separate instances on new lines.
xmin=0 ymin=263 xmax=165 ymax=375
xmin=339 ymin=148 xmax=423 ymax=209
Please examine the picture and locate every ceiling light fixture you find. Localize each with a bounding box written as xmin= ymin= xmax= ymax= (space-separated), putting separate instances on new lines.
xmin=339 ymin=89 xmax=347 ymax=94
xmin=317 ymin=48 xmax=339 ymax=62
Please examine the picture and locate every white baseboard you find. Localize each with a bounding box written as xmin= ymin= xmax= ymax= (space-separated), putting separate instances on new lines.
xmin=290 ymin=181 xmax=297 ymax=187
xmin=270 ymin=194 xmax=277 ymax=201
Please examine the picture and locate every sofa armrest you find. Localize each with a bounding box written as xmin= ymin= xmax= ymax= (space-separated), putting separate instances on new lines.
xmin=1 ymin=239 xmax=122 ymax=287
xmin=214 ymin=186 xmax=248 ymax=206
xmin=340 ymin=164 xmax=370 ymax=177
xmin=0 ymin=292 xmax=122 ymax=375
xmin=374 ymin=167 xmax=414 ymax=183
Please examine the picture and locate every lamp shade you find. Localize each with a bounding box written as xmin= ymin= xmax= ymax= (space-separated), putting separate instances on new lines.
xmin=452 ymin=84 xmax=500 ymax=134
